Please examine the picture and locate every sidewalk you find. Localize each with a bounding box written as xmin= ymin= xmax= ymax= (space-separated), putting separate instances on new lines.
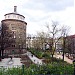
xmin=0 ymin=58 xmax=22 ymax=68
xmin=54 ymin=54 xmax=73 ymax=64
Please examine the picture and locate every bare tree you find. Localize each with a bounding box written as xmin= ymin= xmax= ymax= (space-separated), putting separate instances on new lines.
xmin=46 ymin=21 xmax=69 ymax=58
xmin=0 ymin=23 xmax=14 ymax=60
xmin=61 ymin=26 xmax=70 ymax=60
xmin=46 ymin=21 xmax=60 ymax=57
xmin=37 ymin=31 xmax=48 ymax=50
xmin=31 ymin=31 xmax=49 ymax=50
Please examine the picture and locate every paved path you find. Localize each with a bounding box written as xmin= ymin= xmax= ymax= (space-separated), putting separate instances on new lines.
xmin=0 ymin=52 xmax=73 ymax=68
xmin=0 ymin=58 xmax=22 ymax=68
xmin=27 ymin=51 xmax=43 ymax=65
xmin=54 ymin=54 xmax=73 ymax=64
xmin=27 ymin=51 xmax=73 ymax=65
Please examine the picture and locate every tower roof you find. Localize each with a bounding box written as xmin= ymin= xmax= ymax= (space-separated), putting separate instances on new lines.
xmin=4 ymin=6 xmax=25 ymax=18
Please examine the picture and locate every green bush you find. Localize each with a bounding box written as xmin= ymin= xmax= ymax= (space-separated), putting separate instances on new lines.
xmin=0 ymin=63 xmax=74 ymax=75
xmin=42 ymin=52 xmax=51 ymax=58
xmin=28 ymin=48 xmax=43 ymax=58
xmin=0 ymin=67 xmax=22 ymax=75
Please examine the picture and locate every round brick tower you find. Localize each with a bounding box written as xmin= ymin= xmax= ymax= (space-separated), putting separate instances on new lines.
xmin=1 ymin=6 xmax=27 ymax=54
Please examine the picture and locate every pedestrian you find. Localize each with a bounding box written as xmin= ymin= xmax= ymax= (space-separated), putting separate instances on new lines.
xmin=10 ymin=56 xmax=12 ymax=60
xmin=31 ymin=54 xmax=33 ymax=57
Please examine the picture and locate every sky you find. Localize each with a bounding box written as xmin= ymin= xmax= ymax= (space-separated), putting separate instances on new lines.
xmin=0 ymin=0 xmax=74 ymax=35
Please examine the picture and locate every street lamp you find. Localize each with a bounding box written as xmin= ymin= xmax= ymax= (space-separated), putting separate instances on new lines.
xmin=63 ymin=32 xmax=66 ymax=61
xmin=0 ymin=45 xmax=1 ymax=61
xmin=73 ymin=60 xmax=75 ymax=75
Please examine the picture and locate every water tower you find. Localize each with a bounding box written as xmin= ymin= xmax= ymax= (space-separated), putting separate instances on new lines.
xmin=1 ymin=6 xmax=27 ymax=54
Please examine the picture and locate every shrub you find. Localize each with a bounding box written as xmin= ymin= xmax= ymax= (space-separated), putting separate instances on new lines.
xmin=0 ymin=63 xmax=73 ymax=75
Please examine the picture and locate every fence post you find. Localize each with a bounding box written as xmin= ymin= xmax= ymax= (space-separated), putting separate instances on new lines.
xmin=73 ymin=60 xmax=75 ymax=75
xmin=22 ymin=64 xmax=24 ymax=75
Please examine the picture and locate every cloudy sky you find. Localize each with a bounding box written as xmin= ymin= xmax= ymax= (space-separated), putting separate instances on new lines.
xmin=0 ymin=0 xmax=74 ymax=35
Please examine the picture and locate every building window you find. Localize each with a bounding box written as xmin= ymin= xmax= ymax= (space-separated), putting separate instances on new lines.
xmin=17 ymin=16 xmax=19 ymax=19
xmin=19 ymin=34 xmax=22 ymax=39
xmin=18 ymin=24 xmax=23 ymax=29
xmin=8 ymin=15 xmax=10 ymax=18
xmin=12 ymin=45 xmax=15 ymax=47
xmin=12 ymin=26 xmax=16 ymax=30
xmin=11 ymin=24 xmax=16 ymax=30
xmin=14 ymin=35 xmax=16 ymax=39
xmin=12 ymin=31 xmax=15 ymax=34
xmin=13 ymin=15 xmax=16 ymax=18
xmin=12 ymin=31 xmax=16 ymax=39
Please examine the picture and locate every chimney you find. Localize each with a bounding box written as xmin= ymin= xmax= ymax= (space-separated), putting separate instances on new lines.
xmin=14 ymin=6 xmax=17 ymax=12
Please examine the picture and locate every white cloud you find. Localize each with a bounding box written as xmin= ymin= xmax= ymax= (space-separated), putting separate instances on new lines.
xmin=24 ymin=5 xmax=74 ymax=35
xmin=0 ymin=0 xmax=74 ymax=35
xmin=0 ymin=0 xmax=29 ymax=22
xmin=50 ymin=6 xmax=75 ymax=35
xmin=27 ymin=22 xmax=43 ymax=34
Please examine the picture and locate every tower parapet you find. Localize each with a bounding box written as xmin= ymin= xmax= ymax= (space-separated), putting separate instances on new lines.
xmin=4 ymin=6 xmax=25 ymax=21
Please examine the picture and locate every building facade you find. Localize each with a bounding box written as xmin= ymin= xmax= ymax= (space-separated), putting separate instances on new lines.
xmin=65 ymin=35 xmax=75 ymax=54
xmin=1 ymin=6 xmax=27 ymax=54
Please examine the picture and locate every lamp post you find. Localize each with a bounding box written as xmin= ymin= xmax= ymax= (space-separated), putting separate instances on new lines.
xmin=0 ymin=46 xmax=1 ymax=61
xmin=63 ymin=33 xmax=66 ymax=61
xmin=44 ymin=42 xmax=47 ymax=50
xmin=73 ymin=60 xmax=75 ymax=75
xmin=12 ymin=50 xmax=14 ymax=57
xmin=19 ymin=44 xmax=20 ymax=54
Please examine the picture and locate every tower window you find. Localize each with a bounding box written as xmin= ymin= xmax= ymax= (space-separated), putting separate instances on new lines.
xmin=13 ymin=15 xmax=16 ymax=18
xmin=12 ymin=45 xmax=15 ymax=47
xmin=8 ymin=15 xmax=10 ymax=18
xmin=14 ymin=35 xmax=16 ymax=39
xmin=12 ymin=27 xmax=16 ymax=30
xmin=11 ymin=24 xmax=16 ymax=30
xmin=12 ymin=31 xmax=15 ymax=34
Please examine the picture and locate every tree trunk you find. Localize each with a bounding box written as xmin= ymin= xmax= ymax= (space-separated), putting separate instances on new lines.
xmin=52 ymin=54 xmax=53 ymax=58
xmin=1 ymin=44 xmax=4 ymax=59
xmin=2 ymin=49 xmax=4 ymax=59
xmin=0 ymin=50 xmax=1 ymax=61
